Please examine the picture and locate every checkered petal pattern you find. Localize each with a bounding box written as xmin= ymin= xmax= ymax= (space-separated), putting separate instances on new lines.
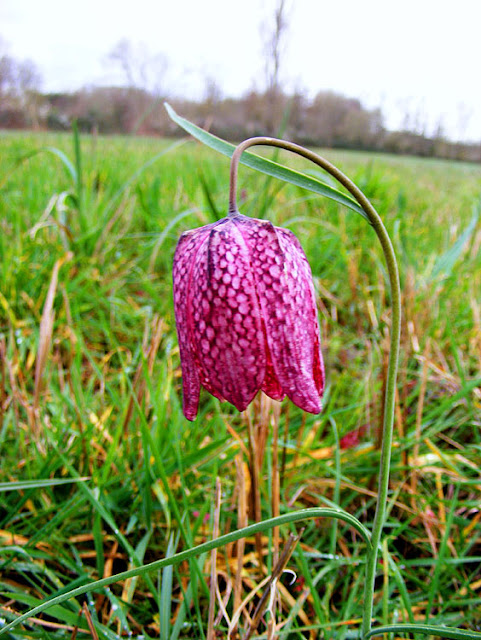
xmin=172 ymin=212 xmax=325 ymax=420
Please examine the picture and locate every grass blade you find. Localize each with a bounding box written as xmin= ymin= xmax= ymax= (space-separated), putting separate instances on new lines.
xmin=33 ymin=252 xmax=72 ymax=426
xmin=160 ymin=532 xmax=178 ymax=640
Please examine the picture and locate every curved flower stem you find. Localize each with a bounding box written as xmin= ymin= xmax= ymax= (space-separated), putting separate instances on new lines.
xmin=230 ymin=137 xmax=401 ymax=638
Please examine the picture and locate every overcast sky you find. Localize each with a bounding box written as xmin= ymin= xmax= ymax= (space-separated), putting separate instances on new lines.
xmin=2 ymin=0 xmax=481 ymax=141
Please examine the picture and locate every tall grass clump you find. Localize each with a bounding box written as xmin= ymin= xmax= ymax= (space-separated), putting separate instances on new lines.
xmin=0 ymin=116 xmax=481 ymax=640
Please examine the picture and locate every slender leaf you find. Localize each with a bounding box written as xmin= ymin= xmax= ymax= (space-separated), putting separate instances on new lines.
xmin=0 ymin=506 xmax=371 ymax=637
xmin=164 ymin=102 xmax=369 ymax=220
xmin=431 ymin=206 xmax=479 ymax=280
xmin=366 ymin=624 xmax=481 ymax=640
xmin=0 ymin=477 xmax=89 ymax=492
xmin=44 ymin=146 xmax=78 ymax=184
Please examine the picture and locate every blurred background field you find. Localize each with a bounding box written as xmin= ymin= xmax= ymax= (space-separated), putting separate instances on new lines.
xmin=1 ymin=128 xmax=481 ymax=638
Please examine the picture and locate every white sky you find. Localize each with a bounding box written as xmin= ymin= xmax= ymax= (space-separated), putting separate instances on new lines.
xmin=1 ymin=0 xmax=481 ymax=142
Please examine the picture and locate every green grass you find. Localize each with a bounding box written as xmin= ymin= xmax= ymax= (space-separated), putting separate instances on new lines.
xmin=1 ymin=128 xmax=481 ymax=639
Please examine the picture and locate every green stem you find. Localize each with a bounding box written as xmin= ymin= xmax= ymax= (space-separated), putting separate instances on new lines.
xmin=230 ymin=137 xmax=401 ymax=637
xmin=72 ymin=120 xmax=86 ymax=236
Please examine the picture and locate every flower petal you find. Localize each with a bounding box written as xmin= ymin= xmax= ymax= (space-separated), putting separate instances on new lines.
xmin=183 ymin=225 xmax=227 ymax=403
xmin=189 ymin=218 xmax=267 ymax=411
xmin=235 ymin=215 xmax=324 ymax=413
xmin=277 ymin=228 xmax=325 ymax=398
xmin=173 ymin=229 xmax=208 ymax=420
xmin=261 ymin=341 xmax=286 ymax=401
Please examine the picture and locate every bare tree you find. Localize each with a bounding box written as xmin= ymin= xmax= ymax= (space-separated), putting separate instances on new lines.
xmin=203 ymin=75 xmax=222 ymax=106
xmin=0 ymin=54 xmax=15 ymax=98
xmin=263 ymin=0 xmax=288 ymax=94
xmin=261 ymin=0 xmax=290 ymax=134
xmin=108 ymin=38 xmax=137 ymax=87
xmin=0 ymin=37 xmax=17 ymax=103
xmin=107 ymin=38 xmax=168 ymax=95
xmin=456 ymin=102 xmax=473 ymax=142
xmin=16 ymin=58 xmax=43 ymax=128
xmin=104 ymin=38 xmax=170 ymax=133
xmin=0 ymin=37 xmax=43 ymax=128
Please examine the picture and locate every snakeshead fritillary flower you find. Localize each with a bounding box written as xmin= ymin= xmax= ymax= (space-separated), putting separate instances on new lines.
xmin=172 ymin=211 xmax=325 ymax=421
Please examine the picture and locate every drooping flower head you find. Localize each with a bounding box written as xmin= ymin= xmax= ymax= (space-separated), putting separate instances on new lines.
xmin=172 ymin=211 xmax=324 ymax=421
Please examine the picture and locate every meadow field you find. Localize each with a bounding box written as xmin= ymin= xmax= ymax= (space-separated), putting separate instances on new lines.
xmin=1 ymin=126 xmax=481 ymax=639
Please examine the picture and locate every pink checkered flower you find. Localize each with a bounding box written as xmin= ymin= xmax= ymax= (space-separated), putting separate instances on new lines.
xmin=172 ymin=211 xmax=325 ymax=421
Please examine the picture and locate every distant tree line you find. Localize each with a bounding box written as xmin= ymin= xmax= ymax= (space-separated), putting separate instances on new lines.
xmin=0 ymin=46 xmax=43 ymax=130
xmin=1 ymin=45 xmax=480 ymax=162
